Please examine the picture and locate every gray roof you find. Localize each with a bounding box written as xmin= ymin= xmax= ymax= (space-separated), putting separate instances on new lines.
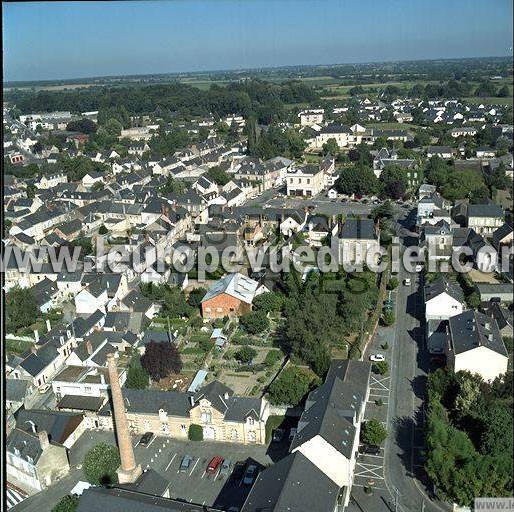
xmin=492 ymin=223 xmax=513 ymax=246
xmin=467 ymin=204 xmax=504 ymax=219
xmin=424 ymin=276 xmax=464 ymax=303
xmin=57 ymin=395 xmax=106 ymax=412
xmin=290 ymin=360 xmax=371 ymax=459
xmin=242 ymin=452 xmax=339 ymax=512
xmin=6 ymin=378 xmax=31 ymax=403
xmin=119 ymin=469 xmax=170 ymax=497
xmin=449 ymin=310 xmax=507 ymax=357
xmin=7 ymin=428 xmax=44 ymax=464
xmin=15 ymin=408 xmax=83 ymax=444
xmin=20 ymin=344 xmax=59 ymax=377
xmin=339 ymin=218 xmax=376 ymax=240
xmin=77 ymin=486 xmax=223 ymax=512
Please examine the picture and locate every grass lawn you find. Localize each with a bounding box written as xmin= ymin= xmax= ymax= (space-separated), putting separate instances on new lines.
xmin=6 ymin=338 xmax=34 ymax=356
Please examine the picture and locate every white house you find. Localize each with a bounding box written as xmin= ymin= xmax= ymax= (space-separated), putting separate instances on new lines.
xmin=424 ymin=277 xmax=465 ymax=321
xmin=447 ymin=310 xmax=509 ymax=382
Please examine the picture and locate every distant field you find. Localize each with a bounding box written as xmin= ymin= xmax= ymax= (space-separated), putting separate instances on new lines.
xmin=463 ymin=96 xmax=513 ymax=106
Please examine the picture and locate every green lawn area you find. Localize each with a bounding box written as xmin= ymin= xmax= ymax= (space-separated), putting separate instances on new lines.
xmin=367 ymin=122 xmax=421 ymax=131
xmin=463 ymin=96 xmax=513 ymax=106
xmin=6 ymin=338 xmax=34 ymax=356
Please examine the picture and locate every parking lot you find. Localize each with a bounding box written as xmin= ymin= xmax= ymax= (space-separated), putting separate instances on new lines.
xmin=132 ymin=433 xmax=283 ymax=510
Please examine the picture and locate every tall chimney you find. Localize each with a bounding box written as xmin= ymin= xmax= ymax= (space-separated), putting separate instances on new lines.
xmin=38 ymin=430 xmax=50 ymax=450
xmin=107 ymin=353 xmax=142 ymax=484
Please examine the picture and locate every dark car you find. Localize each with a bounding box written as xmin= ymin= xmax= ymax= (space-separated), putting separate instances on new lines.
xmin=232 ymin=461 xmax=246 ymax=481
xmin=139 ymin=432 xmax=154 ymax=447
xmin=242 ymin=464 xmax=259 ymax=485
xmin=179 ymin=455 xmax=194 ymax=472
xmin=359 ymin=444 xmax=381 ymax=455
xmin=272 ymin=428 xmax=285 ymax=443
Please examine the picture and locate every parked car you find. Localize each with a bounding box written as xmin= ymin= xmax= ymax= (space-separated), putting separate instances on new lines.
xmin=272 ymin=428 xmax=285 ymax=442
xmin=242 ymin=464 xmax=259 ymax=485
xmin=139 ymin=432 xmax=154 ymax=447
xmin=206 ymin=456 xmax=223 ymax=476
xmin=232 ymin=461 xmax=246 ymax=481
xmin=219 ymin=459 xmax=231 ymax=477
xmin=179 ymin=455 xmax=194 ymax=472
xmin=359 ymin=444 xmax=381 ymax=455
xmin=369 ymin=354 xmax=385 ymax=362
xmin=403 ymin=278 xmax=411 ymax=286
xmin=288 ymin=428 xmax=297 ymax=441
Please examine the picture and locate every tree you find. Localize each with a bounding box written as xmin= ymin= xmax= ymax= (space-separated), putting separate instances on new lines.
xmin=252 ymin=292 xmax=284 ymax=314
xmin=264 ymin=349 xmax=281 ymax=367
xmin=141 ymin=341 xmax=183 ymax=382
xmin=379 ymin=165 xmax=409 ymax=198
xmin=66 ymin=118 xmax=97 ymax=134
xmin=322 ymin=138 xmax=339 ymax=156
xmin=52 ymin=495 xmax=79 ymax=512
xmin=98 ymin=224 xmax=108 ymax=235
xmin=83 ymin=443 xmax=120 ymax=485
xmin=234 ymin=346 xmax=257 ymax=364
xmin=388 ymin=277 xmax=399 ymax=290
xmin=206 ymin=166 xmax=230 ymax=186
xmin=125 ymin=360 xmax=149 ymax=390
xmin=498 ymin=85 xmax=510 ymax=98
xmin=361 ymin=419 xmax=388 ymax=445
xmin=335 ymin=163 xmax=379 ymax=196
xmin=103 ymin=118 xmax=123 ymax=137
xmin=239 ymin=310 xmax=270 ymax=334
xmin=6 ymin=286 xmax=38 ymax=332
xmin=187 ymin=287 xmax=207 ymax=308
xmin=267 ymin=366 xmax=318 ymax=406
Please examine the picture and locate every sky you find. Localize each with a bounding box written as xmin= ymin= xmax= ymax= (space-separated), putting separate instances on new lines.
xmin=3 ymin=0 xmax=513 ymax=82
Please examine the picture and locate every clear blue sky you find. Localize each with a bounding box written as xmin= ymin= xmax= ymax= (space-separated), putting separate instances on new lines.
xmin=3 ymin=0 xmax=513 ymax=82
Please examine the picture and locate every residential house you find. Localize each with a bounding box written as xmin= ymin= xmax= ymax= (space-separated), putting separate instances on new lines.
xmin=447 ymin=310 xmax=508 ymax=381
xmin=424 ymin=276 xmax=465 ymax=321
xmin=286 ymin=164 xmax=327 ymax=197
xmin=338 ymin=219 xmax=380 ymax=265
xmin=7 ymin=428 xmax=70 ymax=493
xmin=466 ymin=204 xmax=504 ymax=237
xmin=201 ymin=273 xmax=268 ymax=319
xmin=427 ymin=146 xmax=453 ymax=159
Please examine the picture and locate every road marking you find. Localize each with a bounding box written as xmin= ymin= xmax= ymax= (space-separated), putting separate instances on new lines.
xmin=190 ymin=458 xmax=200 ymax=476
xmin=165 ymin=453 xmax=177 ymax=471
xmin=146 ymin=436 xmax=156 ymax=449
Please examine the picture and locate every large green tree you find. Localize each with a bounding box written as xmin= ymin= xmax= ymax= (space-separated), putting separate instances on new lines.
xmin=267 ymin=366 xmax=319 ymax=406
xmin=83 ymin=443 xmax=120 ymax=485
xmin=6 ymin=286 xmax=39 ymax=332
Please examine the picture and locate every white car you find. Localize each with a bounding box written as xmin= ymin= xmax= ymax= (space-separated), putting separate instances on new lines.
xmin=415 ymin=264 xmax=423 ymax=272
xmin=369 ymin=354 xmax=385 ymax=362
xmin=403 ymin=278 xmax=411 ymax=286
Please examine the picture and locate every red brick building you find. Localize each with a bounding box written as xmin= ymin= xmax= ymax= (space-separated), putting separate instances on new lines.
xmin=200 ymin=273 xmax=268 ymax=319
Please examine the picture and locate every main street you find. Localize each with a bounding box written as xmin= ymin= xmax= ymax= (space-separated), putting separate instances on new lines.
xmin=382 ymin=230 xmax=450 ymax=512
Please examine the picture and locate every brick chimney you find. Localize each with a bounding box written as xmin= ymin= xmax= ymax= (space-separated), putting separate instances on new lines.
xmin=86 ymin=340 xmax=93 ymax=355
xmin=107 ymin=353 xmax=142 ymax=484
xmin=38 ymin=430 xmax=50 ymax=450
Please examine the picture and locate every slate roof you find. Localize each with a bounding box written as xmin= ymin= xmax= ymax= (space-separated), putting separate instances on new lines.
xmin=77 ymin=487 xmax=223 ymax=512
xmin=467 ymin=203 xmax=503 ymax=219
xmin=57 ymin=395 xmax=106 ymax=412
xmin=241 ymin=452 xmax=339 ymax=512
xmin=119 ymin=469 xmax=170 ymax=497
xmin=290 ymin=360 xmax=371 ymax=459
xmin=492 ymin=223 xmax=513 ymax=247
xmin=19 ymin=344 xmax=59 ymax=377
xmin=339 ymin=218 xmax=376 ymax=240
xmin=7 ymin=428 xmax=45 ymax=464
xmin=449 ymin=310 xmax=507 ymax=357
xmin=6 ymin=378 xmax=31 ymax=403
xmin=424 ymin=276 xmax=464 ymax=303
xmin=15 ymin=408 xmax=83 ymax=444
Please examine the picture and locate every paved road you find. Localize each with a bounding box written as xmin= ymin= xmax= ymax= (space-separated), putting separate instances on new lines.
xmin=383 ymin=235 xmax=451 ymax=512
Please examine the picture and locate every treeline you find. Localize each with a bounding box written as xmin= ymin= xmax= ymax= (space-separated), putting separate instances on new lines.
xmin=6 ymin=79 xmax=317 ymax=125
xmin=425 ymin=369 xmax=513 ymax=506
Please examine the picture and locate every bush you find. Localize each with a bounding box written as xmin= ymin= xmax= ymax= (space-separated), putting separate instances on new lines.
xmin=382 ymin=309 xmax=395 ymax=326
xmin=373 ymin=361 xmax=389 ymax=375
xmin=239 ymin=310 xmax=270 ymax=335
xmin=264 ymin=349 xmax=281 ymax=367
xmin=83 ymin=443 xmax=120 ymax=485
xmin=361 ymin=419 xmax=387 ymax=446
xmin=388 ymin=277 xmax=398 ymax=290
xmin=98 ymin=224 xmax=108 ymax=235
xmin=188 ymin=424 xmax=203 ymax=441
xmin=125 ymin=361 xmax=149 ymax=390
xmin=52 ymin=495 xmax=79 ymax=512
xmin=234 ymin=346 xmax=258 ymax=364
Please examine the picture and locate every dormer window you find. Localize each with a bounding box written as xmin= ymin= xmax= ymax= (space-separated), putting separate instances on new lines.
xmin=247 ymin=417 xmax=255 ymax=426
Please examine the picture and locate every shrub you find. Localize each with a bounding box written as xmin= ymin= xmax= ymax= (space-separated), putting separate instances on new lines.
xmin=264 ymin=349 xmax=281 ymax=367
xmin=188 ymin=424 xmax=203 ymax=441
xmin=382 ymin=309 xmax=395 ymax=326
xmin=52 ymin=495 xmax=79 ymax=512
xmin=361 ymin=419 xmax=387 ymax=446
xmin=239 ymin=310 xmax=270 ymax=335
xmin=388 ymin=277 xmax=398 ymax=290
xmin=235 ymin=346 xmax=257 ymax=364
xmin=373 ymin=361 xmax=389 ymax=375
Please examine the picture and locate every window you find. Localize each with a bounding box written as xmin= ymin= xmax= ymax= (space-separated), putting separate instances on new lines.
xmin=201 ymin=411 xmax=212 ymax=424
xmin=247 ymin=417 xmax=255 ymax=426
xmin=205 ymin=307 xmax=211 ymax=313
xmin=216 ymin=307 xmax=223 ymax=313
xmin=85 ymin=387 xmax=92 ymax=394
xmin=180 ymin=424 xmax=187 ymax=434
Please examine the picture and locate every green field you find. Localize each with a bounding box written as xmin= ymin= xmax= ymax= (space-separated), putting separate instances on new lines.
xmin=463 ymin=96 xmax=513 ymax=106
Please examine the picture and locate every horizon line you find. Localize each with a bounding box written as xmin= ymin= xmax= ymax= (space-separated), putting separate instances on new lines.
xmin=4 ymin=54 xmax=512 ymax=87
